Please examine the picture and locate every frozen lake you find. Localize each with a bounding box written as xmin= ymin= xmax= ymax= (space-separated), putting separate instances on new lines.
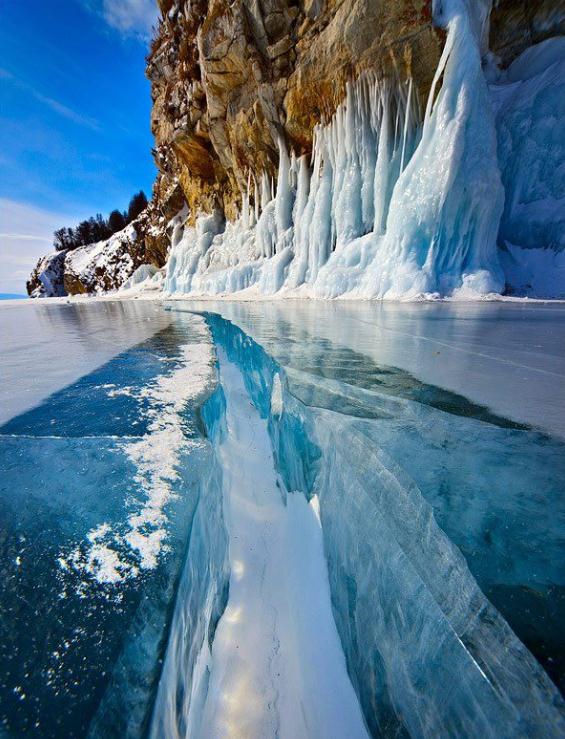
xmin=183 ymin=300 xmax=565 ymax=439
xmin=4 ymin=299 xmax=564 ymax=436
xmin=0 ymin=300 xmax=172 ymax=425
xmin=0 ymin=299 xmax=564 ymax=737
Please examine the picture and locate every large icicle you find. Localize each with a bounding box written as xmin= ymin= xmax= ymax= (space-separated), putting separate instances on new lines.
xmin=358 ymin=0 xmax=504 ymax=298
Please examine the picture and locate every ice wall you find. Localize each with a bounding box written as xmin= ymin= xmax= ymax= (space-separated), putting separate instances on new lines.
xmin=357 ymin=0 xmax=504 ymax=298
xmin=163 ymin=0 xmax=516 ymax=300
xmin=491 ymin=37 xmax=565 ymax=297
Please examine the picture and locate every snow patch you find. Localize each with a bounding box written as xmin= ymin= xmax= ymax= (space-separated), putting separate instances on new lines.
xmin=64 ymin=224 xmax=139 ymax=294
xmin=61 ymin=315 xmax=216 ymax=586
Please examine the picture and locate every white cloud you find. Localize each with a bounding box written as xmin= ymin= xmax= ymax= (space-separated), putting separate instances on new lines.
xmin=32 ymin=91 xmax=100 ymax=130
xmin=84 ymin=0 xmax=159 ymax=39
xmin=0 ymin=199 xmax=79 ymax=294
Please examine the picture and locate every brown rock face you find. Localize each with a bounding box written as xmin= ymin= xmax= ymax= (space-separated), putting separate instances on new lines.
xmin=147 ymin=0 xmax=442 ymax=221
xmin=143 ymin=176 xmax=187 ymax=266
xmin=27 ymin=0 xmax=565 ymax=297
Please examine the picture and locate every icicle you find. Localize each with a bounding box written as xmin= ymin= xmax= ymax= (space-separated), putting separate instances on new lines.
xmin=254 ymin=176 xmax=260 ymax=224
xmin=260 ymin=173 xmax=272 ymax=211
xmin=400 ymin=78 xmax=413 ymax=173
xmin=274 ymin=136 xmax=294 ymax=244
xmin=373 ymin=87 xmax=391 ymax=235
xmin=241 ymin=177 xmax=250 ymax=231
xmin=246 ymin=171 xmax=255 ymax=228
xmin=361 ymin=0 xmax=504 ymax=298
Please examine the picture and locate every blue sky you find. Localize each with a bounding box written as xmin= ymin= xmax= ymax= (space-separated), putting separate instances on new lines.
xmin=0 ymin=0 xmax=159 ymax=293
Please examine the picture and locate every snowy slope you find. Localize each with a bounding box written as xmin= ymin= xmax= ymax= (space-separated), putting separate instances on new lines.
xmin=64 ymin=225 xmax=140 ymax=294
xmin=26 ymin=250 xmax=67 ymax=298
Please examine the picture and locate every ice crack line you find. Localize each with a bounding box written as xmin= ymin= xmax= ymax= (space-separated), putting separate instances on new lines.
xmin=188 ymin=348 xmax=369 ymax=739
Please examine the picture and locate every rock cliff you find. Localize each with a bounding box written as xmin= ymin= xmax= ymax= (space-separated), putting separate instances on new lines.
xmin=146 ymin=0 xmax=565 ymax=226
xmin=27 ymin=0 xmax=565 ymax=296
xmin=147 ymin=0 xmax=442 ymax=221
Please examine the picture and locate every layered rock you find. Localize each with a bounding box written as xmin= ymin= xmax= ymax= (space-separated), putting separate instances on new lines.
xmin=147 ymin=0 xmax=442 ymax=221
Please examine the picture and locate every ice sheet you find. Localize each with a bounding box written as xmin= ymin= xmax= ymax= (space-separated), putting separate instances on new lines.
xmin=0 ymin=299 xmax=171 ymax=424
xmin=172 ymin=300 xmax=565 ymax=440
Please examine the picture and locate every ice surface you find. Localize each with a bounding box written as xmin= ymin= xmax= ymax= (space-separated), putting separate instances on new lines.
xmin=182 ymin=299 xmax=565 ymax=440
xmin=148 ymin=382 xmax=230 ymax=739
xmin=0 ymin=309 xmax=217 ymax=736
xmin=3 ymin=300 xmax=565 ymax=737
xmin=168 ymin=301 xmax=565 ymax=694
xmin=0 ymin=300 xmax=172 ymax=425
xmin=196 ymin=311 xmax=565 ymax=736
xmin=63 ymin=324 xmax=215 ymax=584
xmin=177 ymin=317 xmax=564 ymax=736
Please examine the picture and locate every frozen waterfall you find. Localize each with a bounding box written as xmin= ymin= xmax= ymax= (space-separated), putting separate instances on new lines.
xmin=163 ymin=0 xmax=565 ymax=299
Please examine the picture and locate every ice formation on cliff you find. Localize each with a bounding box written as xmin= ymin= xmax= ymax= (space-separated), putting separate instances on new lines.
xmin=163 ymin=0 xmax=565 ymax=300
xmin=492 ymin=36 xmax=565 ymax=297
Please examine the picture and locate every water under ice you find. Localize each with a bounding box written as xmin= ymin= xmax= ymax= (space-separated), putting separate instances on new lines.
xmin=2 ymin=299 xmax=565 ymax=738
xmin=0 ymin=305 xmax=216 ymax=736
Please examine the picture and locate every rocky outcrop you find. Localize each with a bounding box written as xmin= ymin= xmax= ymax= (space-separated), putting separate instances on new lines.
xmin=27 ymin=179 xmax=185 ymax=297
xmin=60 ymin=188 xmax=186 ymax=295
xmin=147 ymin=0 xmax=442 ymax=221
xmin=26 ymin=250 xmax=67 ymax=298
